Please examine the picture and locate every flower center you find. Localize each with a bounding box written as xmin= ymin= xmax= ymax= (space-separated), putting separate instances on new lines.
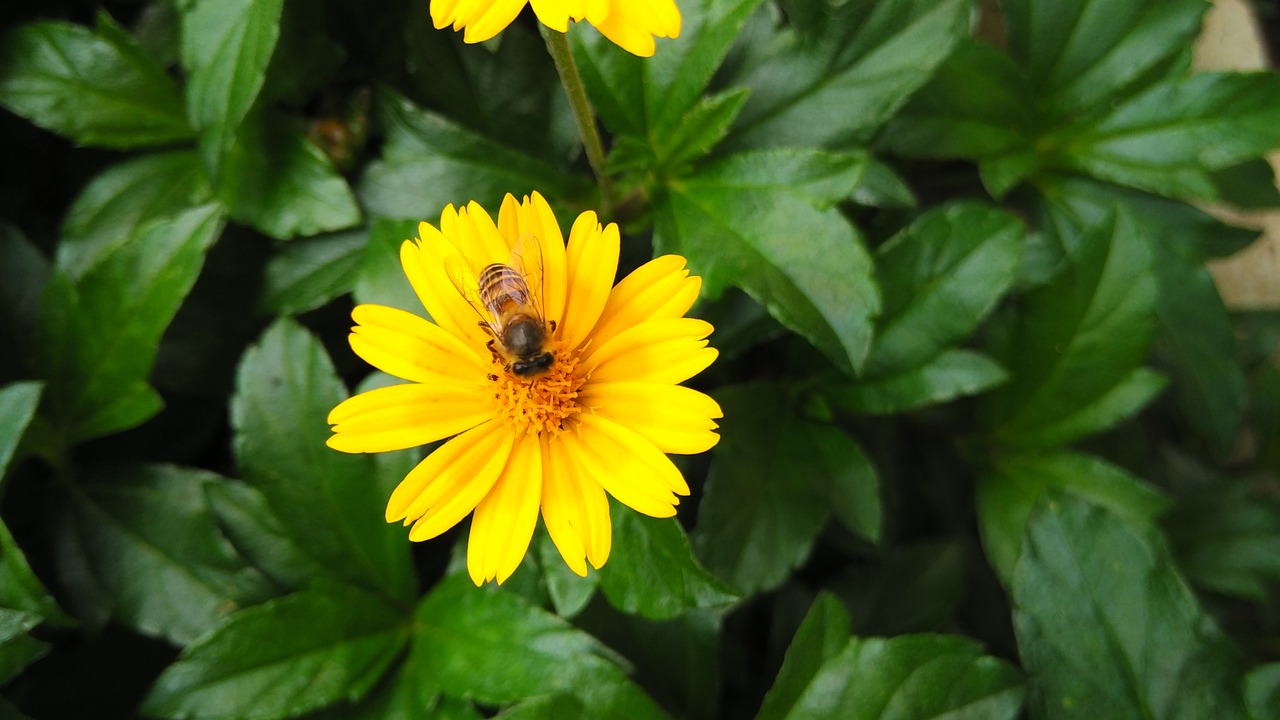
xmin=487 ymin=341 xmax=585 ymax=436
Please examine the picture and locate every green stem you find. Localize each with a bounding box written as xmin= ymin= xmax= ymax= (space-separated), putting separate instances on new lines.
xmin=541 ymin=26 xmax=615 ymax=217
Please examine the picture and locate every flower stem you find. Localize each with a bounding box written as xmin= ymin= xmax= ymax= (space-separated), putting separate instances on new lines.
xmin=540 ymin=26 xmax=615 ymax=216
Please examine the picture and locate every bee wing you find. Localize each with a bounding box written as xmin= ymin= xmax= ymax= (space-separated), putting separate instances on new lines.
xmin=444 ymin=253 xmax=497 ymax=332
xmin=509 ymin=232 xmax=547 ymax=322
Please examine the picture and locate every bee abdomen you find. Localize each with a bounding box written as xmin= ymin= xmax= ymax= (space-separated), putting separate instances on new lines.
xmin=478 ymin=264 xmax=528 ymax=311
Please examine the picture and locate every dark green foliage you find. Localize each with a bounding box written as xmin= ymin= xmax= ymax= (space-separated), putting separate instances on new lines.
xmin=1 ymin=0 xmax=1278 ymax=717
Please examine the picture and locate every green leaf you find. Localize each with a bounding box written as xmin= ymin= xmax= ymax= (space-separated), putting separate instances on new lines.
xmin=59 ymin=151 xmax=212 ymax=280
xmin=817 ymin=420 xmax=881 ymax=544
xmin=358 ymin=92 xmax=592 ymax=220
xmin=691 ymin=289 xmax=786 ymax=362
xmin=261 ymin=227 xmax=366 ymax=315
xmin=214 ymin=112 xmax=362 ymax=240
xmin=725 ymin=0 xmax=971 ymax=149
xmin=0 ymin=225 xmax=49 ymax=368
xmin=205 ymin=480 xmax=323 ymax=593
xmin=1164 ymin=477 xmax=1280 ymax=603
xmin=977 ymin=451 xmax=1171 ymax=583
xmin=983 ymin=210 xmax=1158 ymax=448
xmin=1002 ymin=0 xmax=1209 ymax=114
xmin=1246 ymin=664 xmax=1280 ymax=720
xmin=1206 ymin=158 xmax=1280 ymax=209
xmin=410 ymin=574 xmax=672 ymax=720
xmin=1036 ymin=175 xmax=1256 ymax=264
xmin=829 ymin=540 xmax=965 ymax=636
xmin=866 ymin=203 xmax=1024 ymax=376
xmin=36 ymin=204 xmax=225 ymax=443
xmin=650 ymin=88 xmax=751 ymax=174
xmin=0 ymin=17 xmax=192 ymax=148
xmin=1059 ymin=73 xmax=1280 ymax=201
xmin=0 ymin=609 xmax=48 ymax=685
xmin=1025 ymin=367 xmax=1167 ymax=448
xmin=881 ymin=39 xmax=1034 ymax=163
xmin=0 ymin=518 xmax=67 ymax=626
xmin=695 ymin=383 xmax=879 ymax=595
xmin=256 ymin=1 xmax=345 ymax=109
xmin=1150 ymin=245 xmax=1245 ymax=457
xmin=150 ymin=229 xmax=271 ymax=397
xmin=230 ymin=318 xmax=415 ymax=602
xmin=757 ymin=593 xmax=852 ymax=720
xmin=1036 ymin=176 xmax=1244 ymax=452
xmin=570 ymin=0 xmax=763 ymax=139
xmin=143 ymin=583 xmax=409 ymax=720
xmin=312 ymin=656 xmax=459 ymax=720
xmin=598 ymin=506 xmax=736 ymax=620
xmin=574 ymin=606 xmax=722 ymax=720
xmin=133 ymin=0 xmax=182 ymax=67
xmin=496 ymin=695 xmax=586 ymax=720
xmin=766 ymin=632 xmax=1024 ymax=719
xmin=353 ymin=218 xmax=420 ymax=312
xmin=406 ymin=24 xmax=573 ymax=165
xmin=180 ymin=0 xmax=284 ymax=169
xmin=538 ymin=534 xmax=597 ymax=619
xmin=1013 ymin=495 xmax=1248 ymax=719
xmin=827 ymin=349 xmax=1008 ymax=416
xmin=53 ymin=464 xmax=276 ymax=644
xmin=654 ymin=149 xmax=878 ymax=374
xmin=0 ymin=381 xmax=41 ymax=479
xmin=850 ymin=158 xmax=917 ymax=209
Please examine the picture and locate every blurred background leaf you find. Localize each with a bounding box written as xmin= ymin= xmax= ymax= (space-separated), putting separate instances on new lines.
xmin=1 ymin=0 xmax=1279 ymax=715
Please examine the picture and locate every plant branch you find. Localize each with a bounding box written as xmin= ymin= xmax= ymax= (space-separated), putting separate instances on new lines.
xmin=540 ymin=26 xmax=615 ymax=217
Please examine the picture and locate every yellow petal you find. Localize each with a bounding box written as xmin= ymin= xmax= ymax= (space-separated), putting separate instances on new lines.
xmin=586 ymin=0 xmax=609 ymax=25
xmin=326 ymin=383 xmax=490 ymax=453
xmin=589 ymin=255 xmax=701 ymax=354
xmin=579 ymin=382 xmax=722 ymax=454
xmin=431 ymin=0 xmax=461 ymax=28
xmin=520 ymin=192 xmax=568 ymax=325
xmin=349 ymin=304 xmax=486 ymax=385
xmin=498 ymin=195 xmax=521 ymax=249
xmin=583 ymin=317 xmax=712 ymax=371
xmin=400 ymin=236 xmax=490 ymax=349
xmin=566 ymin=414 xmax=687 ymax=517
xmin=645 ymin=0 xmax=681 ymax=37
xmin=542 ymin=434 xmax=612 ymax=574
xmin=560 ymin=213 xmax=619 ymax=351
xmin=462 ymin=0 xmax=529 ymax=43
xmin=529 ymin=0 xmax=572 ymax=30
xmin=593 ymin=14 xmax=656 ymax=56
xmin=386 ymin=420 xmax=510 ymax=524
xmin=594 ymin=342 xmax=717 ymax=385
xmin=591 ymin=0 xmax=680 ymax=55
xmin=404 ymin=424 xmax=516 ymax=539
xmin=468 ymin=433 xmax=543 ymax=584
xmin=456 ymin=200 xmax=510 ymax=268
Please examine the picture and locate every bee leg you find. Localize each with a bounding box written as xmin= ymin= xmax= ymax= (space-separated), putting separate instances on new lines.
xmin=549 ymin=320 xmax=558 ymax=332
xmin=485 ymin=339 xmax=502 ymax=362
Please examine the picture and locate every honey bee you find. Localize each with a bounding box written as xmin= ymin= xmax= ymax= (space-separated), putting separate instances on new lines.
xmin=449 ymin=238 xmax=556 ymax=379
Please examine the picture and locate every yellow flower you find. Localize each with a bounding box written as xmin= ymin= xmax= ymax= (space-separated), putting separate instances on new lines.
xmin=327 ymin=192 xmax=720 ymax=585
xmin=431 ymin=0 xmax=681 ymax=57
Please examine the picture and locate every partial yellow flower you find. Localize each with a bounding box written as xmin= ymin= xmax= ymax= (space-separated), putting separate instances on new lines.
xmin=430 ymin=0 xmax=681 ymax=57
xmin=327 ymin=192 xmax=720 ymax=585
